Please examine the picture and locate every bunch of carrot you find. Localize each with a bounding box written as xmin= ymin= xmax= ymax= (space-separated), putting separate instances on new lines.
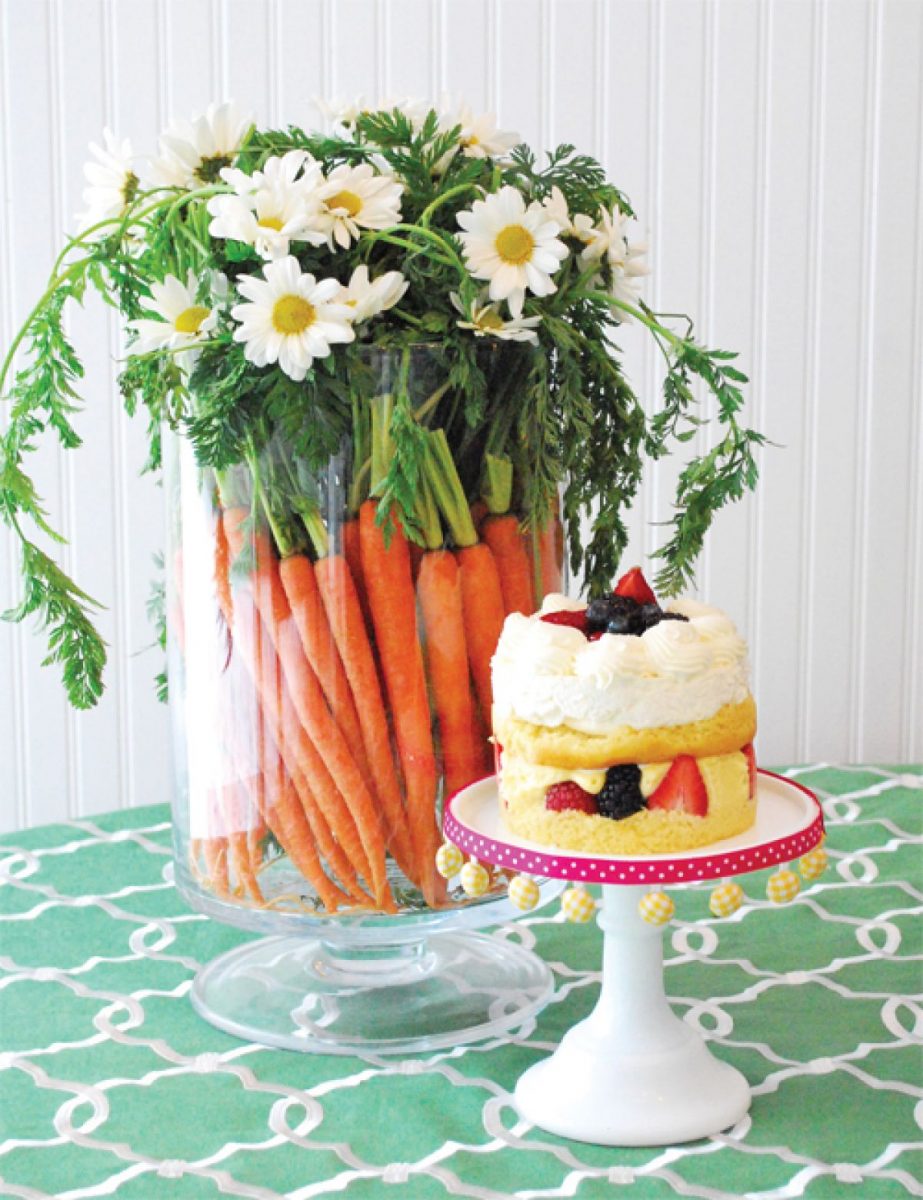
xmin=181 ymin=411 xmax=564 ymax=915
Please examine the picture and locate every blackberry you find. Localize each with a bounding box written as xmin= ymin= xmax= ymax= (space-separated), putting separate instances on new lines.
xmin=587 ymin=593 xmax=640 ymax=633
xmin=596 ymin=764 xmax=646 ymax=820
xmin=638 ymin=602 xmax=662 ymax=630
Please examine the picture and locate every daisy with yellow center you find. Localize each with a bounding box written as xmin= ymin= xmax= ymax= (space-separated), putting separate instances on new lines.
xmin=456 ymin=185 xmax=568 ymax=318
xmin=340 ymin=266 xmax=408 ymax=324
xmin=208 ymin=151 xmax=327 ymax=260
xmin=77 ymin=129 xmax=139 ymax=232
xmin=231 ymin=256 xmax=355 ymax=382
xmin=580 ymin=206 xmax=649 ymax=311
xmin=450 ymin=292 xmax=541 ymax=343
xmin=451 ymin=105 xmax=520 ymax=160
xmin=151 ymin=101 xmax=252 ymax=190
xmin=128 ymin=270 xmax=217 ymax=365
xmin=315 ymin=163 xmax=404 ymax=250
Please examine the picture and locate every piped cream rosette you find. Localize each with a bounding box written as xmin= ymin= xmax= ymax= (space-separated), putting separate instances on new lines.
xmin=492 ymin=594 xmax=758 ymax=855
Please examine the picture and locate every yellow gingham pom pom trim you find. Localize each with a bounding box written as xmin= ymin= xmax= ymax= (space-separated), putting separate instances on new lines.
xmin=799 ymin=847 xmax=828 ymax=880
xmin=435 ymin=842 xmax=464 ymax=879
xmin=638 ymin=890 xmax=675 ymax=926
xmin=767 ymin=867 xmax=800 ymax=904
xmin=508 ymin=874 xmax=540 ymax=912
xmin=561 ymin=884 xmax=596 ymax=924
xmin=460 ymin=859 xmax=490 ymax=897
xmin=709 ymin=880 xmax=744 ymax=917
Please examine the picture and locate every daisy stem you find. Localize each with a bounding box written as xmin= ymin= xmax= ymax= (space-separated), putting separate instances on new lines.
xmin=369 ymin=224 xmax=467 ymax=276
xmin=418 ymin=184 xmax=478 ymax=228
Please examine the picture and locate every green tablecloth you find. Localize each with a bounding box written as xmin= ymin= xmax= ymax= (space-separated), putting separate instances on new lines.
xmin=1 ymin=765 xmax=921 ymax=1199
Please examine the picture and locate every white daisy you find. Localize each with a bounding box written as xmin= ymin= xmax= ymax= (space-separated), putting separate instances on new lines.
xmin=151 ymin=101 xmax=252 ymax=189
xmin=540 ymin=186 xmax=596 ymax=246
xmin=581 ymin=207 xmax=649 ymax=309
xmin=77 ymin=129 xmax=140 ymax=232
xmin=451 ymin=105 xmax=520 ymax=160
xmin=315 ymin=163 xmax=403 ymax=249
xmin=208 ymin=151 xmax=327 ymax=259
xmin=314 ymin=95 xmax=371 ymax=134
xmin=128 ymin=270 xmax=217 ymax=361
xmin=230 ymin=256 xmax=355 ymax=381
xmin=456 ymin=185 xmax=568 ymax=317
xmin=340 ymin=266 xmax=408 ymax=323
xmin=450 ymin=292 xmax=541 ymax=343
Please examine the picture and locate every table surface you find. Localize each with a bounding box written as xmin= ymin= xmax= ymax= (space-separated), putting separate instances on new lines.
xmin=1 ymin=765 xmax=921 ymax=1200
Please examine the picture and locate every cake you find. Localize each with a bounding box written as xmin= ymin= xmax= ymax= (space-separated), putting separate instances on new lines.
xmin=492 ymin=568 xmax=758 ymax=855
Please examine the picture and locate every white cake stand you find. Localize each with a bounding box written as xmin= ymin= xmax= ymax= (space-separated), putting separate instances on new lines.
xmin=444 ymin=770 xmax=824 ymax=1146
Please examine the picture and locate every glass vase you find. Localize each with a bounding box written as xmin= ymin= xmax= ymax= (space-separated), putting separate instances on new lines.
xmin=165 ymin=343 xmax=565 ymax=1052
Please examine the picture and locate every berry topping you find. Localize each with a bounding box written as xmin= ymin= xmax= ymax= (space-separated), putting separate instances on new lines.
xmin=614 ymin=566 xmax=658 ymax=607
xmin=659 ymin=611 xmax=690 ymax=624
xmin=545 ymin=781 xmax=598 ymax=814
xmin=646 ymin=755 xmax=708 ymax=816
xmin=540 ymin=608 xmax=590 ymax=635
xmin=596 ymin=764 xmax=646 ymax=820
xmin=586 ymin=593 xmax=641 ymax=634
xmin=742 ymin=743 xmax=757 ymax=800
xmin=638 ymin=602 xmax=663 ymax=629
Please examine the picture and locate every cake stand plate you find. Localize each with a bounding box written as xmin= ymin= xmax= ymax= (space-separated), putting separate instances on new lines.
xmin=444 ymin=771 xmax=824 ymax=1146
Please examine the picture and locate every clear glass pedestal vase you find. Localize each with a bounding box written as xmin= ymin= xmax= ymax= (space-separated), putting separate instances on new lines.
xmin=165 ymin=342 xmax=564 ymax=1051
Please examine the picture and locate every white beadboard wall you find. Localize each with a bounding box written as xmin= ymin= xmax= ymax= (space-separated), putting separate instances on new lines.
xmin=0 ymin=0 xmax=920 ymax=833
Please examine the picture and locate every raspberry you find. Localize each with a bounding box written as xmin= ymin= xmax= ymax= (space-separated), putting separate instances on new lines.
xmin=540 ymin=609 xmax=589 ymax=635
xmin=545 ymin=781 xmax=598 ymax=814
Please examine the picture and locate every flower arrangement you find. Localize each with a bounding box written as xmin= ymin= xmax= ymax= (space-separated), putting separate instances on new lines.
xmin=1 ymin=100 xmax=763 ymax=912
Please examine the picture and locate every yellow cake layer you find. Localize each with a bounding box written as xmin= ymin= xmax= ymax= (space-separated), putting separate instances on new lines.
xmin=494 ymin=695 xmax=757 ymax=770
xmin=499 ymin=747 xmax=755 ymax=855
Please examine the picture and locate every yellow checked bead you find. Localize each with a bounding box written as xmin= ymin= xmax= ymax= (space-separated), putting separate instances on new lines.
xmin=459 ymin=859 xmax=490 ymax=897
xmin=508 ymin=874 xmax=540 ymax=912
xmin=435 ymin=842 xmax=464 ymax=880
xmin=561 ymin=885 xmax=596 ymax=924
xmin=767 ymin=867 xmax=801 ymax=904
xmin=709 ymin=880 xmax=745 ymax=918
xmin=799 ymin=847 xmax=828 ymax=881
xmin=638 ymin=890 xmax=675 ymax=926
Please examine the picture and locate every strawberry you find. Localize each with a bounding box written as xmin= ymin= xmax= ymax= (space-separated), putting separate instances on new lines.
xmin=540 ymin=608 xmax=590 ymax=635
xmin=614 ymin=566 xmax=657 ymax=607
xmin=646 ymin=755 xmax=708 ymax=816
xmin=545 ymin=781 xmax=598 ymax=814
xmin=742 ymin=743 xmax=757 ymax=800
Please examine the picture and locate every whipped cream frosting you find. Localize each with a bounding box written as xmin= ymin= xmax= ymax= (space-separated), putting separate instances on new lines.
xmin=492 ymin=595 xmax=751 ymax=734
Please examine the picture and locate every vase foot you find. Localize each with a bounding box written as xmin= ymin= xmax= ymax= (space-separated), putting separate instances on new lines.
xmin=191 ymin=931 xmax=553 ymax=1055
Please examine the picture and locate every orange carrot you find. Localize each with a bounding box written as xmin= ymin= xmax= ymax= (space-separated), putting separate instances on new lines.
xmin=279 ymin=553 xmax=372 ymax=780
xmin=225 ymin=566 xmax=374 ymax=906
xmin=342 ymin=517 xmax=373 ymax=630
xmin=417 ymin=550 xmax=484 ymax=796
xmin=314 ymin=552 xmax=419 ymax=883
xmin=455 ymin=542 xmax=507 ymax=720
xmin=215 ymin=532 xmax=369 ymax=909
xmin=359 ymin=500 xmax=442 ymax=905
xmin=222 ymin=509 xmax=393 ymax=911
xmin=482 ymin=514 xmax=535 ymax=616
xmin=537 ymin=514 xmax=564 ymax=596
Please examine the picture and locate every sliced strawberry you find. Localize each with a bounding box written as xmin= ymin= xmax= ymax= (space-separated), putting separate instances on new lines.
xmin=614 ymin=566 xmax=657 ymax=607
xmin=742 ymin=743 xmax=757 ymax=800
xmin=545 ymin=781 xmax=598 ymax=814
xmin=540 ymin=608 xmax=590 ymax=636
xmin=647 ymin=755 xmax=708 ymax=816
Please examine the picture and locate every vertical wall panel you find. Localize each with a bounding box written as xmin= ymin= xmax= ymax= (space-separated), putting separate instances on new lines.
xmin=1 ymin=0 xmax=920 ymax=832
xmin=751 ymin=0 xmax=818 ymax=765
xmin=859 ymin=0 xmax=923 ymax=760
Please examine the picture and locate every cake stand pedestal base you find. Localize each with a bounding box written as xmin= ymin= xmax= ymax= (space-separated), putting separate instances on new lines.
xmin=514 ymin=886 xmax=750 ymax=1145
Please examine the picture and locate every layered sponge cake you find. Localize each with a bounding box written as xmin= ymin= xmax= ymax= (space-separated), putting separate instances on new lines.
xmin=492 ymin=569 xmax=758 ymax=855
